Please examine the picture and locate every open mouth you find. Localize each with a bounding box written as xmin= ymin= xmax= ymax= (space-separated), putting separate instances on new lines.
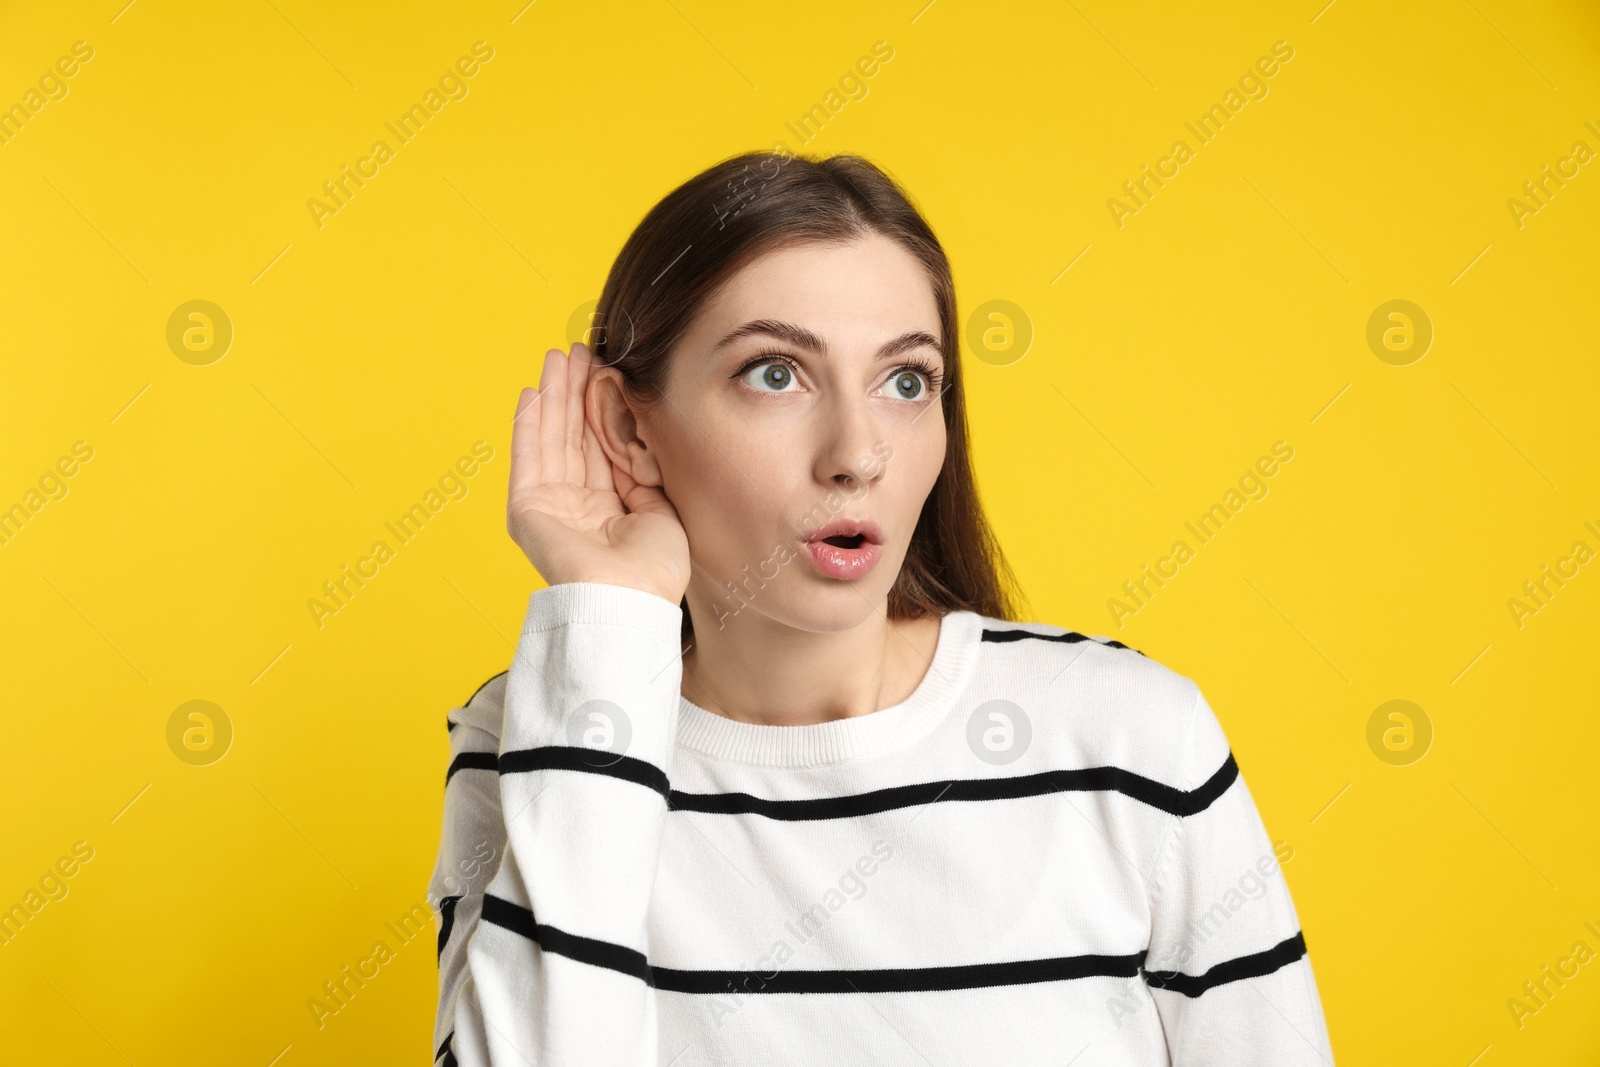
xmin=801 ymin=520 xmax=884 ymax=581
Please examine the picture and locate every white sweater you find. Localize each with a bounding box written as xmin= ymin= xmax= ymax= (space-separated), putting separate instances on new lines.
xmin=429 ymin=582 xmax=1334 ymax=1066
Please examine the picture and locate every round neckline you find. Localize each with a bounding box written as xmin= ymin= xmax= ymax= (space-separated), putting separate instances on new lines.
xmin=673 ymin=610 xmax=983 ymax=768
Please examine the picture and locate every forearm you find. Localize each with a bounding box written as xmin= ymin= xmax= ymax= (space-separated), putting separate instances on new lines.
xmin=435 ymin=583 xmax=684 ymax=1065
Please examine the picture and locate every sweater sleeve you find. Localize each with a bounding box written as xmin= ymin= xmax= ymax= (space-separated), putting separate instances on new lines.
xmin=1143 ymin=687 xmax=1335 ymax=1065
xmin=431 ymin=582 xmax=684 ymax=1066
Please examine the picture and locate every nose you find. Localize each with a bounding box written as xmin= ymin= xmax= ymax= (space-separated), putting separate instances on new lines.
xmin=812 ymin=392 xmax=886 ymax=496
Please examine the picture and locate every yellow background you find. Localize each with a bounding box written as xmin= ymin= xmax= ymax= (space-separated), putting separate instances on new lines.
xmin=2 ymin=0 xmax=1597 ymax=1062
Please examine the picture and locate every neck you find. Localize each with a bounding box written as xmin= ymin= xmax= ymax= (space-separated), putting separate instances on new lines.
xmin=678 ymin=590 xmax=941 ymax=726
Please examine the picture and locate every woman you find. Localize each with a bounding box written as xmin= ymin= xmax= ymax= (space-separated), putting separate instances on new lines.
xmin=429 ymin=151 xmax=1334 ymax=1065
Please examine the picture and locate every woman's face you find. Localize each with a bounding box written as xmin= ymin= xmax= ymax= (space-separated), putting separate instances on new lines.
xmin=639 ymin=233 xmax=948 ymax=634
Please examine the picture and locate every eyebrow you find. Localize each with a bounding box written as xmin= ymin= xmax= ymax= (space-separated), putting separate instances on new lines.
xmin=711 ymin=319 xmax=942 ymax=362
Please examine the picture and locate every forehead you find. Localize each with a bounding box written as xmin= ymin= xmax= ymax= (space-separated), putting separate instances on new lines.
xmin=694 ymin=234 xmax=941 ymax=344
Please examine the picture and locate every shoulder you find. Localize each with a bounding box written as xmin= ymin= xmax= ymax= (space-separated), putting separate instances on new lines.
xmin=968 ymin=614 xmax=1210 ymax=784
xmin=971 ymin=614 xmax=1197 ymax=706
xmin=446 ymin=669 xmax=508 ymax=740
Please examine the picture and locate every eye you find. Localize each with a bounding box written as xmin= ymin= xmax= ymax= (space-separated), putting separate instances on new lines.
xmin=883 ymin=363 xmax=940 ymax=404
xmin=739 ymin=358 xmax=801 ymax=392
xmin=886 ymin=369 xmax=929 ymax=400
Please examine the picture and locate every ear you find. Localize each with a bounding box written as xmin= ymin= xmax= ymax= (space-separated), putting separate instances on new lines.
xmin=587 ymin=368 xmax=664 ymax=488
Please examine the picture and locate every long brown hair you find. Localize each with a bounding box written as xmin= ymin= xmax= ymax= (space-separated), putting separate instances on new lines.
xmin=589 ymin=150 xmax=1020 ymax=629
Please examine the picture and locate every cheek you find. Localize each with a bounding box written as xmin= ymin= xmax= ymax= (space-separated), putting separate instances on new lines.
xmin=654 ymin=416 xmax=800 ymax=568
xmin=835 ymin=418 xmax=943 ymax=582
xmin=882 ymin=422 xmax=945 ymax=520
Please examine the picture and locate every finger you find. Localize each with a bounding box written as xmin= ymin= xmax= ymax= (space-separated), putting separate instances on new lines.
xmin=538 ymin=348 xmax=567 ymax=485
xmin=610 ymin=454 xmax=638 ymax=508
xmin=565 ymin=343 xmax=591 ymax=484
xmin=617 ymin=477 xmax=678 ymax=521
xmin=509 ymin=386 xmax=542 ymax=499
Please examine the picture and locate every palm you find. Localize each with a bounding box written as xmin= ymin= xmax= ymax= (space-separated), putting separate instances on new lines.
xmin=507 ymin=342 xmax=690 ymax=602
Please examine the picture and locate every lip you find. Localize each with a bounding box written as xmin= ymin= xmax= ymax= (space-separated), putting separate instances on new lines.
xmin=800 ymin=518 xmax=885 ymax=581
xmin=806 ymin=518 xmax=884 ymax=545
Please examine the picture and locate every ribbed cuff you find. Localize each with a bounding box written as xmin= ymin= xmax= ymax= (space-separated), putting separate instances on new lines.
xmin=521 ymin=581 xmax=683 ymax=639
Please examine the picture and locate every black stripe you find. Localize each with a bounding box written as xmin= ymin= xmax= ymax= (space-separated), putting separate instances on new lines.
xmin=437 ymin=895 xmax=463 ymax=960
xmin=498 ymin=746 xmax=672 ymax=801
xmin=446 ymin=751 xmax=498 ymax=786
xmin=1143 ymin=931 xmax=1308 ymax=997
xmin=436 ymin=1033 xmax=454 ymax=1064
xmin=479 ymin=893 xmax=1143 ymax=994
xmin=468 ymin=745 xmax=1237 ymax=820
xmin=668 ymin=752 xmax=1238 ymax=821
xmin=653 ymin=949 xmax=1145 ymax=994
xmin=982 ymin=627 xmax=1145 ymax=656
xmin=481 ymin=894 xmax=653 ymax=984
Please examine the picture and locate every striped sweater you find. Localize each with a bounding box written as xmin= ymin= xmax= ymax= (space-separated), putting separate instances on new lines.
xmin=429 ymin=582 xmax=1335 ymax=1065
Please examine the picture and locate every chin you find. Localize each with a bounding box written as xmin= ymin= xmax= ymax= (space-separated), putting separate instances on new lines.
xmin=694 ymin=575 xmax=889 ymax=633
xmin=760 ymin=580 xmax=893 ymax=634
